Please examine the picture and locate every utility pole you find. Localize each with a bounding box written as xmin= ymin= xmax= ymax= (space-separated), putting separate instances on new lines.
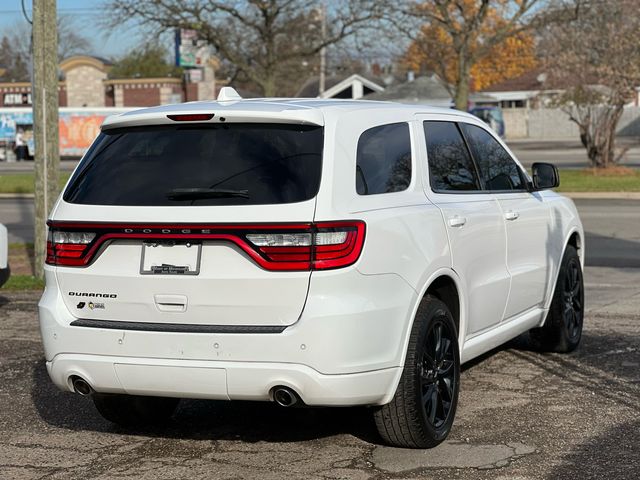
xmin=32 ymin=0 xmax=59 ymax=279
xmin=318 ymin=2 xmax=326 ymax=96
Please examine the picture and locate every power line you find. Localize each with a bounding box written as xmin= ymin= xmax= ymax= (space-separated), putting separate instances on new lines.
xmin=21 ymin=0 xmax=32 ymax=24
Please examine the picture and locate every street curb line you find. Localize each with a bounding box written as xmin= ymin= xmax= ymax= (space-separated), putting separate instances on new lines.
xmin=562 ymin=192 xmax=640 ymax=199
xmin=0 ymin=194 xmax=35 ymax=199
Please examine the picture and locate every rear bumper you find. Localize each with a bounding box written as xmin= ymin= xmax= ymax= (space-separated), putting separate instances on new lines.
xmin=39 ymin=267 xmax=417 ymax=406
xmin=47 ymin=354 xmax=400 ymax=406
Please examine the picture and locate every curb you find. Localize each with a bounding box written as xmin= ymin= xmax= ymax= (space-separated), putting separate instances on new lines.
xmin=0 ymin=193 xmax=35 ymax=199
xmin=561 ymin=192 xmax=640 ymax=199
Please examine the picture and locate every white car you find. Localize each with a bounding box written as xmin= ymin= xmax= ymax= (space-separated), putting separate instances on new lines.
xmin=39 ymin=89 xmax=584 ymax=448
xmin=0 ymin=223 xmax=9 ymax=287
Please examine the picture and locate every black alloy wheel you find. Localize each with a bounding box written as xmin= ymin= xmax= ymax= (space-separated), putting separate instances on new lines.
xmin=374 ymin=295 xmax=460 ymax=448
xmin=562 ymin=256 xmax=583 ymax=342
xmin=530 ymin=245 xmax=584 ymax=353
xmin=420 ymin=318 xmax=456 ymax=430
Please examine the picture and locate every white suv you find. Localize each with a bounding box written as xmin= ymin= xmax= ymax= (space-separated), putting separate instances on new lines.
xmin=39 ymin=90 xmax=584 ymax=448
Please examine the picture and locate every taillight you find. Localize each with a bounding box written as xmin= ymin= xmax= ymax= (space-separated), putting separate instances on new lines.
xmin=45 ymin=221 xmax=365 ymax=271
xmin=245 ymin=222 xmax=365 ymax=270
xmin=46 ymin=230 xmax=96 ymax=266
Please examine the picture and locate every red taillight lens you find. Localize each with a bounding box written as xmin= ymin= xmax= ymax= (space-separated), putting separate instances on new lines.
xmin=45 ymin=221 xmax=365 ymax=271
xmin=167 ymin=113 xmax=214 ymax=121
xmin=46 ymin=230 xmax=96 ymax=266
xmin=244 ymin=222 xmax=365 ymax=270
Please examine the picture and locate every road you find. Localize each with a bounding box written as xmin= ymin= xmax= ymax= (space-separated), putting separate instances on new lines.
xmin=2 ymin=197 xmax=638 ymax=267
xmin=0 ymin=138 xmax=639 ymax=174
xmin=1 ymin=265 xmax=638 ymax=479
xmin=508 ymin=138 xmax=640 ymax=169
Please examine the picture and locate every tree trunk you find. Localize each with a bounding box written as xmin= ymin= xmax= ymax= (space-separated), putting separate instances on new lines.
xmin=453 ymin=59 xmax=470 ymax=111
xmin=262 ymin=74 xmax=277 ymax=97
xmin=574 ymin=104 xmax=624 ymax=168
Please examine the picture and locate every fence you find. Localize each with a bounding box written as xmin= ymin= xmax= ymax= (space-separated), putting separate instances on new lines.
xmin=503 ymin=107 xmax=640 ymax=140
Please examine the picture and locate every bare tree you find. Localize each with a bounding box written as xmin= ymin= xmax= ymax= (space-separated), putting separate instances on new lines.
xmin=390 ymin=0 xmax=549 ymax=110
xmin=105 ymin=0 xmax=385 ymax=97
xmin=8 ymin=14 xmax=92 ymax=64
xmin=542 ymin=0 xmax=640 ymax=168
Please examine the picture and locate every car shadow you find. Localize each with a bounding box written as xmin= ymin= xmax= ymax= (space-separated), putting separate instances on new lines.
xmin=30 ymin=360 xmax=382 ymax=445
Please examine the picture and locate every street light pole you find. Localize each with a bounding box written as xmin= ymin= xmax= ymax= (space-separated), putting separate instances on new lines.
xmin=318 ymin=2 xmax=326 ymax=96
xmin=32 ymin=0 xmax=59 ymax=279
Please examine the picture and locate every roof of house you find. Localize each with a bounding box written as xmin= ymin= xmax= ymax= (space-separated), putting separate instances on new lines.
xmin=60 ymin=55 xmax=113 ymax=74
xmin=295 ymin=73 xmax=385 ymax=98
xmin=481 ymin=69 xmax=549 ymax=93
xmin=366 ymin=75 xmax=452 ymax=102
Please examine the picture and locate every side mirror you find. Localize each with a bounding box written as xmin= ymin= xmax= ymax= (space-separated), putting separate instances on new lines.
xmin=531 ymin=162 xmax=559 ymax=190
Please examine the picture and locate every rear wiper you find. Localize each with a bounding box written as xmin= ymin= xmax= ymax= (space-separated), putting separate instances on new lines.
xmin=166 ymin=188 xmax=249 ymax=200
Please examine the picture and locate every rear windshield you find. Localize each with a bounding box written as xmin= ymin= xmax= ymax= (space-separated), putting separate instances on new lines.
xmin=63 ymin=124 xmax=323 ymax=206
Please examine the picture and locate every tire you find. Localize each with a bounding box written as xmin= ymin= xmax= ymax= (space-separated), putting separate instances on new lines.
xmin=93 ymin=393 xmax=179 ymax=427
xmin=530 ymin=245 xmax=584 ymax=353
xmin=374 ymin=295 xmax=460 ymax=448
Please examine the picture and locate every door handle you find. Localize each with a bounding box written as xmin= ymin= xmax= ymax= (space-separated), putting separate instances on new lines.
xmin=505 ymin=211 xmax=520 ymax=221
xmin=448 ymin=216 xmax=467 ymax=227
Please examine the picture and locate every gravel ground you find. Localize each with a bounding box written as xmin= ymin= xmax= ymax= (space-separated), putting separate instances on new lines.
xmin=0 ymin=266 xmax=638 ymax=480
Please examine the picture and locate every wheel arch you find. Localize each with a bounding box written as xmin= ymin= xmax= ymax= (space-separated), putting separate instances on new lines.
xmin=542 ymin=227 xmax=583 ymax=315
xmin=567 ymin=230 xmax=583 ymax=265
xmin=379 ymin=268 xmax=466 ymax=405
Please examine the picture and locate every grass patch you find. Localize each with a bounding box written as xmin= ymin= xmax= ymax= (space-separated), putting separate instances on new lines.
xmin=556 ymin=168 xmax=640 ymax=192
xmin=2 ymin=275 xmax=45 ymax=290
xmin=0 ymin=173 xmax=70 ymax=194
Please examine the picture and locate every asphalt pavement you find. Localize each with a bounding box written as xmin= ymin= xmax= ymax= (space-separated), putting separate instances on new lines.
xmin=1 ymin=265 xmax=638 ymax=479
xmin=508 ymin=138 xmax=640 ymax=169
xmin=0 ymin=138 xmax=639 ymax=173
xmin=1 ymin=197 xmax=638 ymax=268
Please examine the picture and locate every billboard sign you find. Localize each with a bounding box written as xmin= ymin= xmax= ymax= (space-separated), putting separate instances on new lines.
xmin=0 ymin=108 xmax=134 ymax=157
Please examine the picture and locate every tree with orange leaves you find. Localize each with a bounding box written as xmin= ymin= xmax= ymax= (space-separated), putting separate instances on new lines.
xmin=394 ymin=0 xmax=550 ymax=110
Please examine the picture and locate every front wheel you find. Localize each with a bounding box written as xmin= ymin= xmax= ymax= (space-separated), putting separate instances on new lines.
xmin=530 ymin=245 xmax=584 ymax=353
xmin=93 ymin=393 xmax=179 ymax=427
xmin=374 ymin=295 xmax=460 ymax=448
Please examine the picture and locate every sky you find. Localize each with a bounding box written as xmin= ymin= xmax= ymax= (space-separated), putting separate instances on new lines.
xmin=0 ymin=0 xmax=141 ymax=57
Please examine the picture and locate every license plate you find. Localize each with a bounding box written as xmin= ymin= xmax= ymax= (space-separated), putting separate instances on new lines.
xmin=140 ymin=242 xmax=202 ymax=275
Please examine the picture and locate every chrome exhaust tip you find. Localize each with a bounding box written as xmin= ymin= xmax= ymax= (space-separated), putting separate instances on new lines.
xmin=71 ymin=376 xmax=93 ymax=396
xmin=272 ymin=386 xmax=300 ymax=407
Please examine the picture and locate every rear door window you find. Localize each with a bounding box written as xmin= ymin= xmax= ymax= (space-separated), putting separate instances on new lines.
xmin=460 ymin=123 xmax=525 ymax=191
xmin=423 ymin=121 xmax=481 ymax=192
xmin=356 ymin=122 xmax=412 ymax=195
xmin=63 ymin=124 xmax=323 ymax=206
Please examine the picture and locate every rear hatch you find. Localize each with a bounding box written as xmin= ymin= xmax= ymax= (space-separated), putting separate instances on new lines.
xmin=49 ymin=120 xmax=326 ymax=329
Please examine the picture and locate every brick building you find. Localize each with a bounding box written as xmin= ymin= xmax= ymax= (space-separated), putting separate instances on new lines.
xmin=0 ymin=55 xmax=216 ymax=108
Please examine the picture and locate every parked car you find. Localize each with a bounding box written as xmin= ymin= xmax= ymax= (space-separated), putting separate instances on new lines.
xmin=39 ymin=89 xmax=584 ymax=448
xmin=0 ymin=223 xmax=9 ymax=287
xmin=469 ymin=106 xmax=505 ymax=137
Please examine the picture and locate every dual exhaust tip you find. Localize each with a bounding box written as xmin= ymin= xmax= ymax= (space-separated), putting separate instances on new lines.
xmin=71 ymin=377 xmax=302 ymax=407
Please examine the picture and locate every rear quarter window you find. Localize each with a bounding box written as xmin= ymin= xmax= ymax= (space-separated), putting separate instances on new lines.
xmin=356 ymin=122 xmax=412 ymax=195
xmin=63 ymin=124 xmax=323 ymax=206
